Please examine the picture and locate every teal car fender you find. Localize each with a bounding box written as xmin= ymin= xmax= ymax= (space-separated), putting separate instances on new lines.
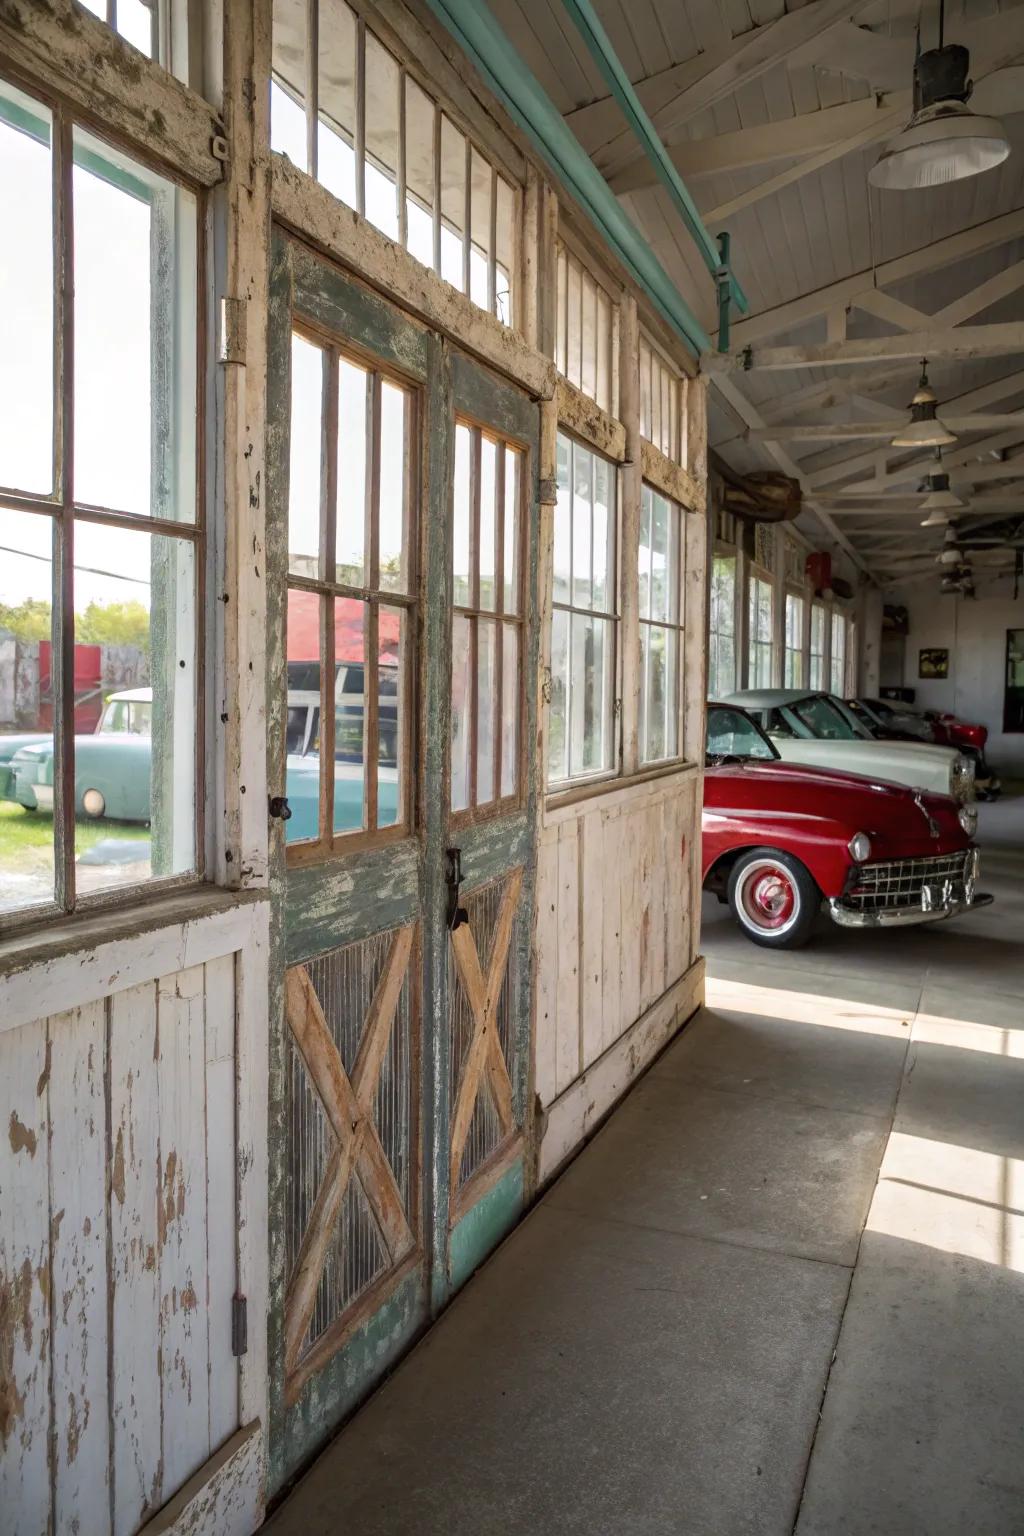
xmin=0 ymin=733 xmax=50 ymax=801
xmin=12 ymin=736 xmax=152 ymax=821
xmin=284 ymin=757 xmax=400 ymax=841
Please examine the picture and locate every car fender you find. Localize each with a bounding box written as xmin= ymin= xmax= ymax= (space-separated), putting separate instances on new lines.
xmin=702 ymin=806 xmax=855 ymax=898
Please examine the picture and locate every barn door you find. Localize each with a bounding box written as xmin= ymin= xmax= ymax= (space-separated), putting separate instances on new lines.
xmin=441 ymin=349 xmax=538 ymax=1294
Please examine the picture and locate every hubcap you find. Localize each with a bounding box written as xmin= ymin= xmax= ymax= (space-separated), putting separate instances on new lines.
xmin=739 ymin=863 xmax=797 ymax=932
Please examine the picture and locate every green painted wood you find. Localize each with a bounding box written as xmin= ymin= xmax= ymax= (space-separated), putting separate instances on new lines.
xmin=448 ymin=1159 xmax=525 ymax=1294
xmin=284 ymin=840 xmax=422 ymax=964
xmin=291 ymin=241 xmax=430 ymax=382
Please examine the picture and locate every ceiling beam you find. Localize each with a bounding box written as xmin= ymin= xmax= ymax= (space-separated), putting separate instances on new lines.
xmin=932 ymin=259 xmax=1024 ymax=328
xmin=747 ymin=413 xmax=1024 ymax=443
xmin=819 ymin=494 xmax=1024 ymax=513
xmin=724 ymin=208 xmax=1024 ymax=348
xmin=705 ymin=324 xmax=1024 ymax=372
xmin=811 ymin=428 xmax=1024 ymax=494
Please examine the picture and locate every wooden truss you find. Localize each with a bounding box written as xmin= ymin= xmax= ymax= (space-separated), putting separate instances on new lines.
xmin=283 ymin=925 xmax=416 ymax=1390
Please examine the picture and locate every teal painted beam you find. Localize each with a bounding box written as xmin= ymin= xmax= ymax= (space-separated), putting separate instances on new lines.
xmin=557 ymin=0 xmax=749 ymax=317
xmin=421 ymin=0 xmax=712 ymax=358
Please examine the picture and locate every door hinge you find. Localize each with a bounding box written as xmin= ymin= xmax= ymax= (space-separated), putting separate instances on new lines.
xmin=232 ymin=1293 xmax=248 ymax=1357
xmin=219 ymin=297 xmax=247 ymax=365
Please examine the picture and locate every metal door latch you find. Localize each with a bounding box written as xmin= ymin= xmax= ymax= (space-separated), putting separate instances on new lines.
xmin=445 ymin=847 xmax=468 ymax=932
xmin=268 ymin=795 xmax=292 ymax=821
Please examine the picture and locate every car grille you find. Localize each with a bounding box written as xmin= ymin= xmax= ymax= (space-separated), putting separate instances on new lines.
xmin=844 ymin=851 xmax=972 ymax=913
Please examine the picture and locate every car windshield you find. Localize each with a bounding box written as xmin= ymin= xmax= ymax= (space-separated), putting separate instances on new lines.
xmin=706 ymin=707 xmax=779 ymax=764
xmin=98 ymin=699 xmax=151 ymax=736
xmin=789 ymin=696 xmax=864 ymax=741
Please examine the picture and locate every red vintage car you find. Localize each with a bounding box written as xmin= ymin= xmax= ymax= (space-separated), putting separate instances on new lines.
xmin=703 ymin=703 xmax=992 ymax=949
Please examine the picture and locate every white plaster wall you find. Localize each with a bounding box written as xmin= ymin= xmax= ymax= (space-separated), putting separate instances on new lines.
xmin=886 ymin=583 xmax=1024 ymax=777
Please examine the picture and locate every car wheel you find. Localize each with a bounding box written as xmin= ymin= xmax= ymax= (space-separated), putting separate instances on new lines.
xmin=727 ymin=848 xmax=820 ymax=949
xmin=81 ymin=788 xmax=106 ymax=819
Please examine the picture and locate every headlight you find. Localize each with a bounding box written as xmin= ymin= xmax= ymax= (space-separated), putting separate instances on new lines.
xmin=959 ymin=805 xmax=978 ymax=837
xmin=848 ymin=832 xmax=872 ymax=863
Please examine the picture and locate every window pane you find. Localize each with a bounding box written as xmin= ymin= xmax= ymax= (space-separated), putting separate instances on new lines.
xmin=592 ymin=456 xmax=613 ymax=613
xmin=271 ymin=78 xmax=308 ymax=169
xmin=479 ymin=436 xmax=497 ymax=611
xmin=118 ymin=0 xmax=154 ymax=56
xmin=641 ymin=623 xmax=672 ymax=763
xmin=334 ymin=596 xmax=366 ymax=834
xmin=553 ymin=435 xmax=571 ymax=605
xmin=555 ymin=248 xmax=567 ymax=375
xmin=405 ymin=78 xmax=435 ymax=269
xmin=451 ymin=613 xmax=471 ymax=811
xmin=547 ymin=606 xmax=568 ymax=782
xmin=73 ymin=128 xmax=198 ymax=522
xmin=567 ymin=257 xmax=582 ymax=389
xmin=638 ymin=486 xmax=652 ymax=622
xmin=477 ymin=616 xmax=496 ymax=804
xmin=595 ymin=290 xmax=611 ymax=413
xmin=72 ymin=519 xmax=195 ymax=891
xmin=503 ymin=447 xmax=520 ymax=615
xmin=452 ymin=424 xmax=471 ymax=607
xmin=495 ymin=178 xmax=514 ymax=326
xmin=572 ymin=444 xmax=592 ymax=610
xmin=650 ymin=491 xmax=671 ymax=623
xmin=0 ymin=508 xmax=56 ymax=911
xmin=439 ymin=116 xmax=466 ymax=291
xmin=572 ymin=612 xmax=613 ymax=775
xmin=285 ymin=587 xmax=321 ymax=844
xmin=378 ymin=605 xmax=403 ymax=827
xmin=364 ymin=33 xmax=400 ymax=240
xmin=0 ymin=82 xmax=53 ymax=496
xmin=288 ymin=335 xmax=324 ymax=578
xmin=318 ymin=0 xmax=357 ymax=205
xmin=336 ymin=358 xmax=368 ymax=585
xmin=581 ymin=273 xmax=597 ymax=402
xmin=379 ymin=381 xmax=408 ymax=594
xmin=501 ymin=622 xmax=518 ymax=797
xmin=469 ymin=149 xmax=491 ymax=311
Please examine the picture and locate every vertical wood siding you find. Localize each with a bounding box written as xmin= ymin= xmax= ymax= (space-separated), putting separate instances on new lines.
xmin=0 ymin=960 xmax=241 ymax=1536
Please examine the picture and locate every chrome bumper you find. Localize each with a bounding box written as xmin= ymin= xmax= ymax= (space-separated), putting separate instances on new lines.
xmin=830 ymin=890 xmax=994 ymax=929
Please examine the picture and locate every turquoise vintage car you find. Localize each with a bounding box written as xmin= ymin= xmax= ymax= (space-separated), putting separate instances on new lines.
xmin=0 ymin=732 xmax=50 ymax=800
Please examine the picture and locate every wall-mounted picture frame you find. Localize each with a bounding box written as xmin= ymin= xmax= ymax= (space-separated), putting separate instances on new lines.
xmin=919 ymin=647 xmax=949 ymax=680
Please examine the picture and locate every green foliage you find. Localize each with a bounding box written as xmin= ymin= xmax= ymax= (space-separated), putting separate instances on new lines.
xmin=0 ymin=598 xmax=52 ymax=642
xmin=76 ymin=600 xmax=150 ymax=651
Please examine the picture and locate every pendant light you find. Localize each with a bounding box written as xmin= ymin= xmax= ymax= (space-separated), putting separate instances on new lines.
xmin=920 ymin=448 xmax=965 ymax=525
xmin=892 ymin=359 xmax=957 ymax=449
xmin=869 ymin=2 xmax=1010 ymax=190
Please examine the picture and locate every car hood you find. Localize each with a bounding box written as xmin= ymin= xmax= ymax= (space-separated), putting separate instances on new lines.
xmin=0 ymin=733 xmax=50 ymax=763
xmin=769 ymin=737 xmax=956 ymax=795
xmin=705 ymin=760 xmax=968 ymax=852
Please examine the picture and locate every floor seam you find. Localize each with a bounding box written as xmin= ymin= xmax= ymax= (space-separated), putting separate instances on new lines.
xmin=548 ymin=1201 xmax=857 ymax=1272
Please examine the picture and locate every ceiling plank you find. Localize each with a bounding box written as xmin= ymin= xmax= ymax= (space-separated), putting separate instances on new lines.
xmin=852 ymin=288 xmax=930 ymax=333
xmin=810 ymin=428 xmax=1024 ymax=493
xmin=747 ymin=413 xmax=1024 ymax=442
xmin=932 ymin=259 xmax=1024 ymax=328
xmin=724 ymin=209 xmax=1024 ymax=347
xmin=705 ymin=324 xmax=1024 ymax=372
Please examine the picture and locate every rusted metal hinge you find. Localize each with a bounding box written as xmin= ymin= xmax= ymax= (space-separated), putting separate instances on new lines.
xmin=232 ymin=1294 xmax=248 ymax=1357
xmin=219 ymin=297 xmax=247 ymax=365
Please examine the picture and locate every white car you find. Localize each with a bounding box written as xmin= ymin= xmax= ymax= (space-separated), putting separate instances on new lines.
xmin=723 ymin=690 xmax=975 ymax=803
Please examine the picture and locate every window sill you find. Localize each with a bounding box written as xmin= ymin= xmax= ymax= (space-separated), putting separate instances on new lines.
xmin=0 ymin=882 xmax=266 ymax=980
xmin=544 ymin=758 xmax=700 ymax=821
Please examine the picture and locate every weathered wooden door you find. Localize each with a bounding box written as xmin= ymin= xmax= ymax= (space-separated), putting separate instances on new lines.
xmin=266 ymin=235 xmax=537 ymax=1487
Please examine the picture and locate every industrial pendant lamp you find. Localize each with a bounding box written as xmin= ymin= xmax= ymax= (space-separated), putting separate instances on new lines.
xmin=869 ymin=1 xmax=1010 ymax=190
xmin=892 ymin=360 xmax=956 ymax=449
xmin=920 ymin=448 xmax=965 ymax=525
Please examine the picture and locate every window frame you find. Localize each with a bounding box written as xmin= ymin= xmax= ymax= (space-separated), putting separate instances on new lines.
xmin=547 ymin=429 xmax=621 ymax=790
xmin=637 ymin=481 xmax=686 ymax=767
xmin=0 ymin=74 xmax=206 ymax=932
xmin=284 ymin=317 xmax=420 ymax=865
xmin=809 ymin=600 xmax=827 ymax=691
xmin=783 ymin=587 xmax=806 ymax=689
xmin=553 ymin=231 xmax=619 ymax=415
xmin=639 ymin=330 xmax=685 ymax=466
xmin=830 ymin=609 xmax=848 ymax=698
xmin=708 ymin=540 xmax=738 ymax=701
xmin=747 ymin=564 xmax=775 ymax=691
xmin=449 ymin=415 xmax=527 ymax=827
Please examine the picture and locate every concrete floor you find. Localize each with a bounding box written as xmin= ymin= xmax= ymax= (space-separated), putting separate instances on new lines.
xmin=269 ymin=794 xmax=1024 ymax=1535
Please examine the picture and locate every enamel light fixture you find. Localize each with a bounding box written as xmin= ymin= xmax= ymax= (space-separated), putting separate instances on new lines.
xmin=920 ymin=449 xmax=965 ymax=525
xmin=892 ymin=360 xmax=956 ymax=449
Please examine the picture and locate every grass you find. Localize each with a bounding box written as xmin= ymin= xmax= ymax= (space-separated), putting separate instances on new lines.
xmin=0 ymin=800 xmax=144 ymax=874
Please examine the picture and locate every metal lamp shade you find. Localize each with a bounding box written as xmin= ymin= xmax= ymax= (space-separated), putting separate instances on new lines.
xmin=869 ymin=102 xmax=1009 ymax=190
xmin=891 ymin=413 xmax=958 ymax=448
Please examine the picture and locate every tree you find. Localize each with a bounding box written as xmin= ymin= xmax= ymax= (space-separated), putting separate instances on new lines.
xmin=76 ymin=600 xmax=150 ymax=651
xmin=0 ymin=598 xmax=52 ymax=642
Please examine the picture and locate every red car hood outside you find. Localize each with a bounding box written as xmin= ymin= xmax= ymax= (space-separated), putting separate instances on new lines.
xmin=704 ymin=759 xmax=968 ymax=859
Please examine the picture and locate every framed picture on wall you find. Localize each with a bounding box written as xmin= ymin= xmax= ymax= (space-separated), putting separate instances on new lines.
xmin=919 ymin=647 xmax=949 ymax=680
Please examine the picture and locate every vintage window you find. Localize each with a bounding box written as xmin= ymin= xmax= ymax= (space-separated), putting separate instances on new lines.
xmin=554 ymin=241 xmax=616 ymax=414
xmin=830 ymin=611 xmax=847 ymax=696
xmin=638 ymin=485 xmax=685 ymax=763
xmin=747 ymin=572 xmax=774 ymax=689
xmin=809 ymin=602 xmax=827 ymax=689
xmin=784 ymin=592 xmax=805 ymax=688
xmin=450 ymin=422 xmax=524 ymax=816
xmin=708 ymin=552 xmax=736 ymax=700
xmin=285 ymin=329 xmax=416 ymax=853
xmin=548 ymin=433 xmax=617 ymax=784
xmin=639 ymin=334 xmax=684 ymax=463
xmin=271 ymin=0 xmax=516 ymax=325
xmin=78 ymin=0 xmax=159 ymax=59
xmin=0 ymin=78 xmax=200 ymax=922
xmin=754 ymin=521 xmax=776 ymax=573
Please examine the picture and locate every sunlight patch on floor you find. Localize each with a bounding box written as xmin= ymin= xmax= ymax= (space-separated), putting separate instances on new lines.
xmin=869 ymin=1134 xmax=1023 ymax=1272
xmin=706 ymin=976 xmax=914 ymax=1038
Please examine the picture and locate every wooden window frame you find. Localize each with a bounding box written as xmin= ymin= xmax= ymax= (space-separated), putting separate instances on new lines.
xmin=547 ymin=429 xmax=620 ymax=790
xmin=638 ymin=481 xmax=686 ymax=767
xmin=0 ymin=73 xmax=205 ymax=932
xmin=830 ymin=608 xmax=848 ymax=697
xmin=783 ymin=587 xmax=807 ymax=689
xmin=553 ymin=234 xmax=619 ymax=416
xmin=747 ymin=564 xmax=775 ymax=691
xmin=639 ymin=330 xmax=684 ymax=466
xmin=708 ymin=540 xmax=738 ymax=701
xmin=809 ymin=600 xmax=827 ymax=691
xmin=450 ymin=417 xmax=527 ymax=826
xmin=270 ymin=0 xmax=519 ymax=328
xmin=285 ymin=319 xmax=419 ymax=866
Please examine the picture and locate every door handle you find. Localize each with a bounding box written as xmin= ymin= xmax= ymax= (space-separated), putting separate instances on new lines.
xmin=445 ymin=847 xmax=468 ymax=932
